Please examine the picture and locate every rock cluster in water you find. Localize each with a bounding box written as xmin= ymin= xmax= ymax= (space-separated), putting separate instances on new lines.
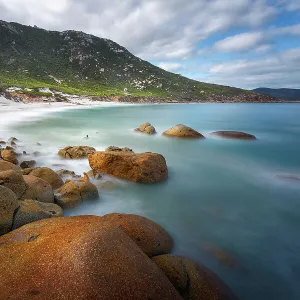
xmin=0 ymin=135 xmax=244 ymax=299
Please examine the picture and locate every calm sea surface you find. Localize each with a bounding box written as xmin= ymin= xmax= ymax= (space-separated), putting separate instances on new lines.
xmin=6 ymin=103 xmax=300 ymax=300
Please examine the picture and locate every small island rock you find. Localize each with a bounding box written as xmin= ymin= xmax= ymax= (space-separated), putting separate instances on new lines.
xmin=162 ymin=124 xmax=204 ymax=139
xmin=135 ymin=122 xmax=156 ymax=135
xmin=211 ymin=131 xmax=256 ymax=140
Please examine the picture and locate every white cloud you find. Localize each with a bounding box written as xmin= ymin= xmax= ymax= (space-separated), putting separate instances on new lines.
xmin=213 ymin=24 xmax=300 ymax=53
xmin=278 ymin=0 xmax=300 ymax=11
xmin=206 ymin=47 xmax=300 ymax=88
xmin=158 ymin=62 xmax=182 ymax=72
xmin=0 ymin=0 xmax=277 ymax=60
xmin=214 ymin=32 xmax=266 ymax=52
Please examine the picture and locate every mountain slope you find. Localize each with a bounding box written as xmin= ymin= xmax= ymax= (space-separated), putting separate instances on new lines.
xmin=253 ymin=88 xmax=300 ymax=101
xmin=0 ymin=20 xmax=276 ymax=102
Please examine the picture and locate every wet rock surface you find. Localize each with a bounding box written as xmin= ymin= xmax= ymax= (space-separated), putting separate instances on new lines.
xmin=89 ymin=151 xmax=168 ymax=183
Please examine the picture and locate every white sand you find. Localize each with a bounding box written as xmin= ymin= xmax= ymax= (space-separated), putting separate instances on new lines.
xmin=0 ymin=95 xmax=133 ymax=137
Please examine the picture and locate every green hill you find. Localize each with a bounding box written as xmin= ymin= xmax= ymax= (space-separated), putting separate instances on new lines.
xmin=0 ymin=20 xmax=276 ymax=102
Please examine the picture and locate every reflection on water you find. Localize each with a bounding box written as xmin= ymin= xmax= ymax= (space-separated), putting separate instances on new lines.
xmin=5 ymin=103 xmax=300 ymax=300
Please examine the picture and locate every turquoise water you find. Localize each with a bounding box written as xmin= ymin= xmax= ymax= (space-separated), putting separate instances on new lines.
xmin=9 ymin=103 xmax=300 ymax=300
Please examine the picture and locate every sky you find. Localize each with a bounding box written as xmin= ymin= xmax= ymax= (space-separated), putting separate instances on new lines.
xmin=0 ymin=0 xmax=300 ymax=89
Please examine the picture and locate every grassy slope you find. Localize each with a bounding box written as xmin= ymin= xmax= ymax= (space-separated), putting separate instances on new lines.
xmin=0 ymin=20 xmax=252 ymax=100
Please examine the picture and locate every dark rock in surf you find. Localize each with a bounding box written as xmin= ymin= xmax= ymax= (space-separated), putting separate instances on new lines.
xmin=211 ymin=131 xmax=256 ymax=140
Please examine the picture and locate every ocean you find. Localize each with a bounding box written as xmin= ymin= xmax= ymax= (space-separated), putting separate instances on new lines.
xmin=4 ymin=103 xmax=300 ymax=300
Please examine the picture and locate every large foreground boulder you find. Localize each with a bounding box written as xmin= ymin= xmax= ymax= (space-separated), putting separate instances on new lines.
xmin=135 ymin=122 xmax=156 ymax=135
xmin=162 ymin=124 xmax=204 ymax=139
xmin=55 ymin=175 xmax=99 ymax=209
xmin=26 ymin=167 xmax=64 ymax=189
xmin=0 ymin=161 xmax=27 ymax=199
xmin=22 ymin=175 xmax=54 ymax=203
xmin=0 ymin=216 xmax=181 ymax=300
xmin=58 ymin=146 xmax=96 ymax=159
xmin=101 ymin=213 xmax=173 ymax=257
xmin=0 ymin=186 xmax=19 ymax=235
xmin=12 ymin=199 xmax=63 ymax=230
xmin=89 ymin=151 xmax=168 ymax=183
xmin=211 ymin=131 xmax=256 ymax=140
xmin=152 ymin=254 xmax=239 ymax=300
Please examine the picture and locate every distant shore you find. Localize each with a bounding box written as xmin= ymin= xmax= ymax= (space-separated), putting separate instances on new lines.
xmin=0 ymin=87 xmax=290 ymax=105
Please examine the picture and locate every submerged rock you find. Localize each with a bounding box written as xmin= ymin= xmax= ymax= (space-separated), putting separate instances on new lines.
xmin=162 ymin=124 xmax=205 ymax=139
xmin=135 ymin=122 xmax=156 ymax=135
xmin=96 ymin=180 xmax=117 ymax=190
xmin=27 ymin=167 xmax=64 ymax=189
xmin=0 ymin=185 xmax=19 ymax=236
xmin=211 ymin=131 xmax=256 ymax=140
xmin=152 ymin=255 xmax=239 ymax=300
xmin=89 ymin=151 xmax=168 ymax=183
xmin=86 ymin=169 xmax=102 ymax=180
xmin=22 ymin=175 xmax=54 ymax=203
xmin=58 ymin=146 xmax=96 ymax=159
xmin=0 ymin=216 xmax=181 ymax=300
xmin=0 ymin=161 xmax=27 ymax=199
xmin=12 ymin=199 xmax=63 ymax=230
xmin=276 ymin=174 xmax=300 ymax=182
xmin=55 ymin=174 xmax=99 ymax=209
xmin=105 ymin=146 xmax=134 ymax=153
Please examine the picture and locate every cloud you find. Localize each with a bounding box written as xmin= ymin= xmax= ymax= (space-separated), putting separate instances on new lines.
xmin=213 ymin=24 xmax=300 ymax=53
xmin=206 ymin=47 xmax=300 ymax=88
xmin=214 ymin=32 xmax=267 ymax=52
xmin=158 ymin=62 xmax=182 ymax=72
xmin=0 ymin=0 xmax=277 ymax=60
xmin=278 ymin=0 xmax=300 ymax=11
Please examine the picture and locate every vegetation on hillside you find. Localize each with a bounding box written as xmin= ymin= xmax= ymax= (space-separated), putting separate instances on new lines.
xmin=0 ymin=20 xmax=269 ymax=101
